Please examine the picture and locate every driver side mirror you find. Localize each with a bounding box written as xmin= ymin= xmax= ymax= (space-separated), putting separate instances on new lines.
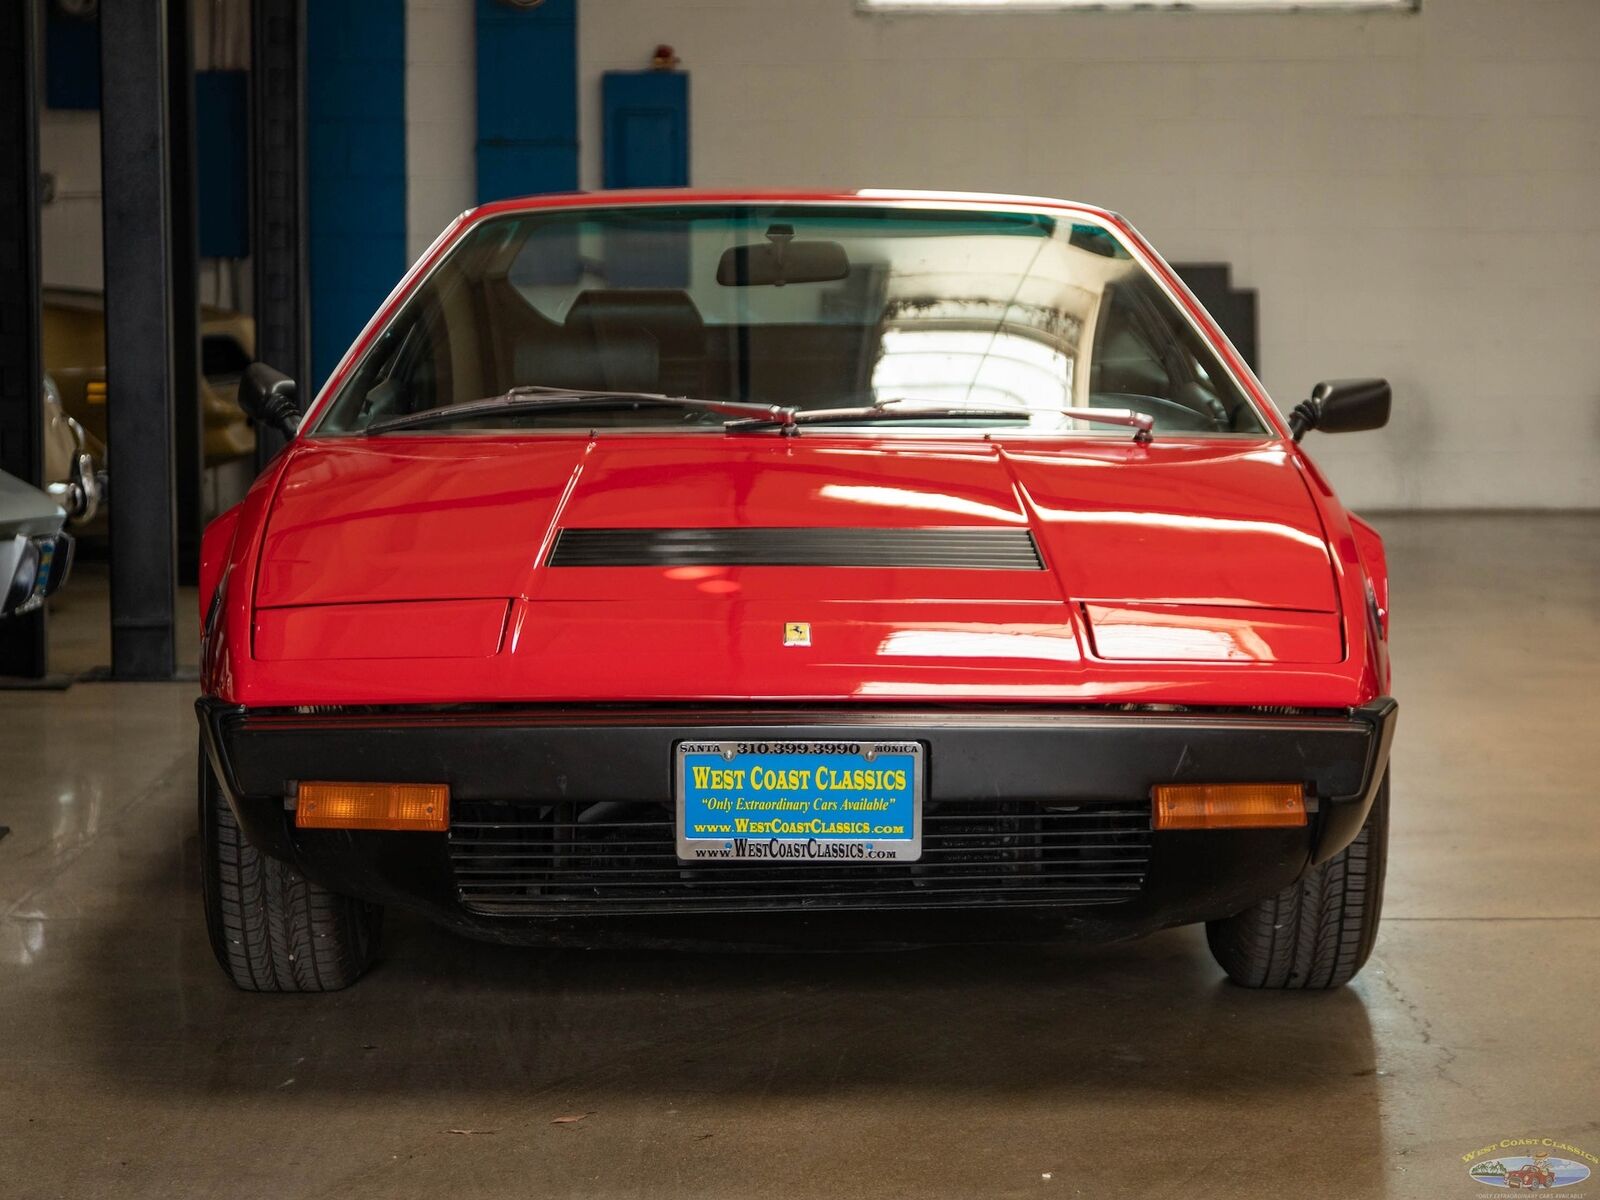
xmin=1289 ymin=378 xmax=1391 ymax=442
xmin=238 ymin=362 xmax=302 ymax=438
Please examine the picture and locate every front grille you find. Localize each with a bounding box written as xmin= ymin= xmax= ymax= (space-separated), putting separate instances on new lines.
xmin=449 ymin=800 xmax=1149 ymax=915
xmin=546 ymin=527 xmax=1045 ymax=570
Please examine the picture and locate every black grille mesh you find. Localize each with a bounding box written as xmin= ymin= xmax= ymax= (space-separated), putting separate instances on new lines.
xmin=547 ymin=527 xmax=1044 ymax=570
xmin=449 ymin=800 xmax=1149 ymax=915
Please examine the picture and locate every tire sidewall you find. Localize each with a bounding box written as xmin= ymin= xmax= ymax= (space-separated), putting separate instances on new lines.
xmin=198 ymin=742 xmax=234 ymax=972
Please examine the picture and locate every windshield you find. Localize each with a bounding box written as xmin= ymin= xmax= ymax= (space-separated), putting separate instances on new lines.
xmin=315 ymin=204 xmax=1266 ymax=436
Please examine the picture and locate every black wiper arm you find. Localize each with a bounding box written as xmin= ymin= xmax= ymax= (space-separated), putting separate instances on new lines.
xmin=726 ymin=398 xmax=1155 ymax=442
xmin=364 ymin=386 xmax=798 ymax=435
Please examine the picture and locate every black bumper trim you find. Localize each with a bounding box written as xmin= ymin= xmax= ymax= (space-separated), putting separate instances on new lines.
xmin=1310 ymin=694 xmax=1396 ymax=864
xmin=200 ymin=700 xmax=1394 ymax=807
xmin=200 ymin=694 xmax=1395 ymax=908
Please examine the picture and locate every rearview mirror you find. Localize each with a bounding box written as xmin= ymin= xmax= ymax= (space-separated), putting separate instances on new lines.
xmin=717 ymin=234 xmax=850 ymax=287
xmin=1290 ymin=378 xmax=1391 ymax=441
xmin=238 ymin=362 xmax=302 ymax=438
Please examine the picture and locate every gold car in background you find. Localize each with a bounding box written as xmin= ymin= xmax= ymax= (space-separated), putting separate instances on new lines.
xmin=43 ymin=286 xmax=258 ymax=476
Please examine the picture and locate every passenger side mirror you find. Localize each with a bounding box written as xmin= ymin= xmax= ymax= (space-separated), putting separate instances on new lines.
xmin=1289 ymin=379 xmax=1391 ymax=442
xmin=238 ymin=362 xmax=302 ymax=438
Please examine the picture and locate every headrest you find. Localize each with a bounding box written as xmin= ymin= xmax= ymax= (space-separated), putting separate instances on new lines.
xmin=515 ymin=328 xmax=659 ymax=394
xmin=566 ymin=289 xmax=703 ymax=350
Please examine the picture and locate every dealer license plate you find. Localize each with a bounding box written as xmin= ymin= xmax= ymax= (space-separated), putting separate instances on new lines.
xmin=676 ymin=740 xmax=923 ymax=863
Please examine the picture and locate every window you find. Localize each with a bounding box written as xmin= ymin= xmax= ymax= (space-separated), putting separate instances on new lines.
xmin=861 ymin=0 xmax=1414 ymax=11
xmin=318 ymin=203 xmax=1266 ymax=438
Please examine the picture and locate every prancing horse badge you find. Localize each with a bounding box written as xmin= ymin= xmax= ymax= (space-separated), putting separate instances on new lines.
xmin=783 ymin=621 xmax=811 ymax=647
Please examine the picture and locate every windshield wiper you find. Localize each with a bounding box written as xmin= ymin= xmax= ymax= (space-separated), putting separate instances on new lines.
xmin=363 ymin=386 xmax=798 ymax=436
xmin=726 ymin=398 xmax=1155 ymax=442
xmin=365 ymin=389 xmax=1154 ymax=442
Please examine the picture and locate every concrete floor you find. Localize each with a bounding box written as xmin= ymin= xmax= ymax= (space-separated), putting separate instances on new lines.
xmin=2 ymin=515 xmax=1597 ymax=1199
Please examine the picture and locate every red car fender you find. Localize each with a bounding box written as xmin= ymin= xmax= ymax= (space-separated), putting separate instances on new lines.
xmin=1130 ymin=208 xmax=1386 ymax=702
xmin=201 ymin=447 xmax=298 ymax=700
xmin=1347 ymin=513 xmax=1390 ymax=640
xmin=199 ymin=504 xmax=241 ymax=625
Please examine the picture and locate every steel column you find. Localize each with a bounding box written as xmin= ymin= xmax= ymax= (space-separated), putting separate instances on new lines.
xmin=169 ymin=0 xmax=203 ymax=583
xmin=100 ymin=0 xmax=180 ymax=679
xmin=252 ymin=0 xmax=309 ymax=467
xmin=0 ymin=0 xmax=47 ymax=679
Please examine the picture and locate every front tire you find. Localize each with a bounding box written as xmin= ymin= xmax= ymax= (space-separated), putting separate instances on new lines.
xmin=200 ymin=744 xmax=382 ymax=991
xmin=1206 ymin=773 xmax=1388 ymax=989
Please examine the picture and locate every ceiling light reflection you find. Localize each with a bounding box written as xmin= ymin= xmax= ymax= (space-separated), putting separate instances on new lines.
xmin=818 ymin=484 xmax=1024 ymax=523
xmin=1038 ymin=508 xmax=1327 ymax=552
xmin=876 ymin=625 xmax=1080 ymax=662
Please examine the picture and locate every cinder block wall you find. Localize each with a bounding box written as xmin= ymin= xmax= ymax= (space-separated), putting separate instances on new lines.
xmin=581 ymin=0 xmax=1600 ymax=510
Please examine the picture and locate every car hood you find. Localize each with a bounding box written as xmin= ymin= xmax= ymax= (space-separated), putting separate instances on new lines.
xmin=249 ymin=434 xmax=1343 ymax=702
xmin=259 ymin=434 xmax=1335 ymax=610
xmin=0 ymin=469 xmax=67 ymax=538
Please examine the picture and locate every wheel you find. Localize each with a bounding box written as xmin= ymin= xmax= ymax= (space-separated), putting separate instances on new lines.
xmin=1205 ymin=773 xmax=1388 ymax=989
xmin=199 ymin=742 xmax=382 ymax=991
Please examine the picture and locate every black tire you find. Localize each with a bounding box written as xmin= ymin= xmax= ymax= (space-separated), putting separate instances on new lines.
xmin=1206 ymin=773 xmax=1388 ymax=989
xmin=200 ymin=744 xmax=382 ymax=991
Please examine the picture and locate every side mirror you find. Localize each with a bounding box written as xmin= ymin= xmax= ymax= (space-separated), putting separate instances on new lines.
xmin=238 ymin=362 xmax=302 ymax=438
xmin=1289 ymin=378 xmax=1391 ymax=442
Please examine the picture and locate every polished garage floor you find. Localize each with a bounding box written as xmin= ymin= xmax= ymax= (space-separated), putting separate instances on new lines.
xmin=2 ymin=515 xmax=1596 ymax=1199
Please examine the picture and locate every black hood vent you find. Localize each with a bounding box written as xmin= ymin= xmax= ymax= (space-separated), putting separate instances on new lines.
xmin=547 ymin=527 xmax=1044 ymax=570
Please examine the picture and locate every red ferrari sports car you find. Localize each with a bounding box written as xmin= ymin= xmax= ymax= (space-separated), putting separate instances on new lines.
xmin=198 ymin=190 xmax=1396 ymax=992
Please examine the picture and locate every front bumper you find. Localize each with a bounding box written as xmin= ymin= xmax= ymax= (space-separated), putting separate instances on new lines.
xmin=2 ymin=531 xmax=74 ymax=617
xmin=198 ymin=698 xmax=1396 ymax=941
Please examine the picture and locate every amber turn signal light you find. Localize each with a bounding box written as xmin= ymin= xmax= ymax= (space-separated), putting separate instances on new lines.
xmin=1151 ymin=782 xmax=1307 ymax=830
xmin=295 ymin=782 xmax=449 ymax=832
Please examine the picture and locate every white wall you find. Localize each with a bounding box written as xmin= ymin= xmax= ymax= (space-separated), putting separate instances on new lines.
xmin=37 ymin=0 xmax=252 ymax=300
xmin=405 ymin=0 xmax=477 ymax=263
xmin=40 ymin=0 xmax=476 ymax=288
xmin=38 ymin=107 xmax=103 ymax=292
xmin=579 ymin=0 xmax=1600 ymax=510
